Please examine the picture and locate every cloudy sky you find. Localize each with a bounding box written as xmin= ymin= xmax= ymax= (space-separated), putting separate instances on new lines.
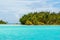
xmin=0 ymin=0 xmax=60 ymax=23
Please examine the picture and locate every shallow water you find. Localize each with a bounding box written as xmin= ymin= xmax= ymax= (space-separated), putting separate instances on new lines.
xmin=0 ymin=25 xmax=60 ymax=40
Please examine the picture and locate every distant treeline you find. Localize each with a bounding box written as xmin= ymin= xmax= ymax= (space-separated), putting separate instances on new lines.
xmin=20 ymin=12 xmax=60 ymax=25
xmin=0 ymin=20 xmax=7 ymax=24
xmin=1 ymin=11 xmax=60 ymax=25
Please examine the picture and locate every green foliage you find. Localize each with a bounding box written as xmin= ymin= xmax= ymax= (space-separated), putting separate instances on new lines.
xmin=25 ymin=20 xmax=33 ymax=25
xmin=19 ymin=11 xmax=60 ymax=25
xmin=0 ymin=20 xmax=7 ymax=24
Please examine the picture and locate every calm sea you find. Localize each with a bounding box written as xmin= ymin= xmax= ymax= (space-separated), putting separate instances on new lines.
xmin=0 ymin=25 xmax=60 ymax=40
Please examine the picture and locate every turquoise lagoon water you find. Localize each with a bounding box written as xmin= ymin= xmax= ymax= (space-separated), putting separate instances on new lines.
xmin=0 ymin=25 xmax=60 ymax=40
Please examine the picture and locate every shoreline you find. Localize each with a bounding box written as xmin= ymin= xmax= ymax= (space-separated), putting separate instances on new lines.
xmin=0 ymin=24 xmax=60 ymax=26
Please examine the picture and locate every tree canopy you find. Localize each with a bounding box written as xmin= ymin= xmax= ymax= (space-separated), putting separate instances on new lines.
xmin=0 ymin=20 xmax=7 ymax=24
xmin=20 ymin=11 xmax=60 ymax=25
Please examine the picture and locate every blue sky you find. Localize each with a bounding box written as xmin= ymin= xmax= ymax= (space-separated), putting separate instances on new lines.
xmin=0 ymin=0 xmax=60 ymax=23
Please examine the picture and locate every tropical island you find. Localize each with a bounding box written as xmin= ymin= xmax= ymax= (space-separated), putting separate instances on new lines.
xmin=0 ymin=11 xmax=60 ymax=25
xmin=0 ymin=20 xmax=7 ymax=24
xmin=20 ymin=12 xmax=60 ymax=25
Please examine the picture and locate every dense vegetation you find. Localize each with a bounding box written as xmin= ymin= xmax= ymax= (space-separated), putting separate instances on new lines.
xmin=20 ymin=12 xmax=60 ymax=25
xmin=0 ymin=20 xmax=7 ymax=24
